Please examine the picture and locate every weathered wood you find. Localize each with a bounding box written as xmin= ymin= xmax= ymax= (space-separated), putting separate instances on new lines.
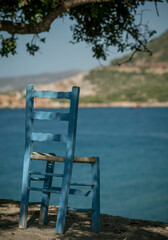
xmin=91 ymin=158 xmax=100 ymax=232
xmin=19 ymin=85 xmax=100 ymax=234
xmin=31 ymin=133 xmax=68 ymax=142
xmin=39 ymin=161 xmax=55 ymax=225
xmin=28 ymin=186 xmax=91 ymax=197
xmin=67 ymin=207 xmax=92 ymax=212
xmin=32 ymin=111 xmax=70 ymax=121
xmin=30 ymin=152 xmax=97 ymax=163
xmin=29 ymin=170 xmax=63 ymax=178
xmin=32 ymin=90 xmax=71 ymax=99
xmin=19 ymin=84 xmax=34 ymax=229
xmin=70 ymin=182 xmax=94 ymax=187
xmin=56 ymin=86 xmax=80 ymax=234
xmin=30 ymin=177 xmax=46 ymax=181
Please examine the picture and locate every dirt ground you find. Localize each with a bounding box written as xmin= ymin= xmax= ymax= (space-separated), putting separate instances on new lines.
xmin=0 ymin=199 xmax=168 ymax=240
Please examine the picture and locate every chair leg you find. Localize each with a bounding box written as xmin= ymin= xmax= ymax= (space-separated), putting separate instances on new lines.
xmin=55 ymin=160 xmax=73 ymax=234
xmin=91 ymin=157 xmax=100 ymax=232
xmin=19 ymin=188 xmax=30 ymax=228
xmin=39 ymin=161 xmax=55 ymax=225
xmin=19 ymin=157 xmax=31 ymax=228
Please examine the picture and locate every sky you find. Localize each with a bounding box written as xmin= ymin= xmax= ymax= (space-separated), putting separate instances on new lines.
xmin=0 ymin=1 xmax=168 ymax=78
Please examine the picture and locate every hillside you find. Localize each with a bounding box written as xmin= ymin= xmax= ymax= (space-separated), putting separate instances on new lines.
xmin=81 ymin=30 xmax=168 ymax=104
xmin=111 ymin=30 xmax=168 ymax=65
xmin=0 ymin=72 xmax=99 ymax=108
xmin=0 ymin=69 xmax=82 ymax=93
xmin=0 ymin=31 xmax=168 ymax=108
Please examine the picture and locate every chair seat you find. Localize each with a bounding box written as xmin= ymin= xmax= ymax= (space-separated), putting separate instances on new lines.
xmin=30 ymin=152 xmax=97 ymax=163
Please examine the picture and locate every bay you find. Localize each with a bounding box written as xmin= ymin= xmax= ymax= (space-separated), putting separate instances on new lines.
xmin=0 ymin=107 xmax=168 ymax=222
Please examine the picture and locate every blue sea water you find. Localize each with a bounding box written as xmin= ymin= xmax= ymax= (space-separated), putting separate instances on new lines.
xmin=0 ymin=107 xmax=168 ymax=222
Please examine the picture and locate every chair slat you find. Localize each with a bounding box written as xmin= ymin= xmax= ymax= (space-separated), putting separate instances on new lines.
xmin=29 ymin=171 xmax=63 ymax=178
xmin=67 ymin=207 xmax=92 ymax=212
xmin=70 ymin=182 xmax=94 ymax=187
xmin=30 ymin=177 xmax=46 ymax=181
xmin=32 ymin=111 xmax=70 ymax=121
xmin=28 ymin=186 xmax=91 ymax=197
xmin=28 ymin=186 xmax=60 ymax=194
xmin=31 ymin=132 xmax=68 ymax=142
xmin=51 ymin=187 xmax=91 ymax=196
xmin=32 ymin=90 xmax=71 ymax=99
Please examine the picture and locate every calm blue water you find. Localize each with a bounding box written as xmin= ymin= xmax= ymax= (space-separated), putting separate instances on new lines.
xmin=0 ymin=108 xmax=168 ymax=222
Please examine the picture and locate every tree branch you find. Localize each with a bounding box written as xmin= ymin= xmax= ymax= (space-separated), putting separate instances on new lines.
xmin=0 ymin=5 xmax=66 ymax=34
xmin=0 ymin=0 xmax=114 ymax=34
xmin=65 ymin=0 xmax=114 ymax=8
xmin=0 ymin=0 xmax=163 ymax=35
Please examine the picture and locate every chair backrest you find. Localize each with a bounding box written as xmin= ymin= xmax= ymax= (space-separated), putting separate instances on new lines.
xmin=24 ymin=84 xmax=80 ymax=163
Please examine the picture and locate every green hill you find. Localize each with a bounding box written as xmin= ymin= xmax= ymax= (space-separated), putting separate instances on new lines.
xmin=81 ymin=30 xmax=168 ymax=104
xmin=111 ymin=30 xmax=168 ymax=65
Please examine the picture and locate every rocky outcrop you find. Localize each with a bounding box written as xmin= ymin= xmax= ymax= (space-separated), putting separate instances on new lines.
xmin=0 ymin=72 xmax=101 ymax=108
xmin=30 ymin=72 xmax=98 ymax=97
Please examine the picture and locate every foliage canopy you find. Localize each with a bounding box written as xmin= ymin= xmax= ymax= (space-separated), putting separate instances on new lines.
xmin=0 ymin=0 xmax=165 ymax=60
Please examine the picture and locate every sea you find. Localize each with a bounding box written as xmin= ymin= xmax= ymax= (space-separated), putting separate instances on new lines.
xmin=0 ymin=107 xmax=168 ymax=222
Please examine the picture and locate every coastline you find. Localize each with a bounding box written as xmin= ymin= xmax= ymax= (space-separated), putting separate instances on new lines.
xmin=0 ymin=199 xmax=168 ymax=240
xmin=1 ymin=92 xmax=168 ymax=109
xmin=79 ymin=102 xmax=168 ymax=108
xmin=0 ymin=99 xmax=168 ymax=109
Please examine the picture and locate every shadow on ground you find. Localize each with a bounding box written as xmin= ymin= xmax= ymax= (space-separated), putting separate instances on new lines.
xmin=0 ymin=199 xmax=168 ymax=240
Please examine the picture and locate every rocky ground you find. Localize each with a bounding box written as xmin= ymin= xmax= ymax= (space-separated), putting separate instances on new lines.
xmin=0 ymin=200 xmax=168 ymax=240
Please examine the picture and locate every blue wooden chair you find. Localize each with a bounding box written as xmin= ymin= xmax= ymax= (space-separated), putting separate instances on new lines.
xmin=19 ymin=84 xmax=100 ymax=234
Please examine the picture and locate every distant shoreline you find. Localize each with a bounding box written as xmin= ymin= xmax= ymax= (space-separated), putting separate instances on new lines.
xmin=79 ymin=102 xmax=168 ymax=108
xmin=1 ymin=92 xmax=168 ymax=108
xmin=0 ymin=101 xmax=168 ymax=109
